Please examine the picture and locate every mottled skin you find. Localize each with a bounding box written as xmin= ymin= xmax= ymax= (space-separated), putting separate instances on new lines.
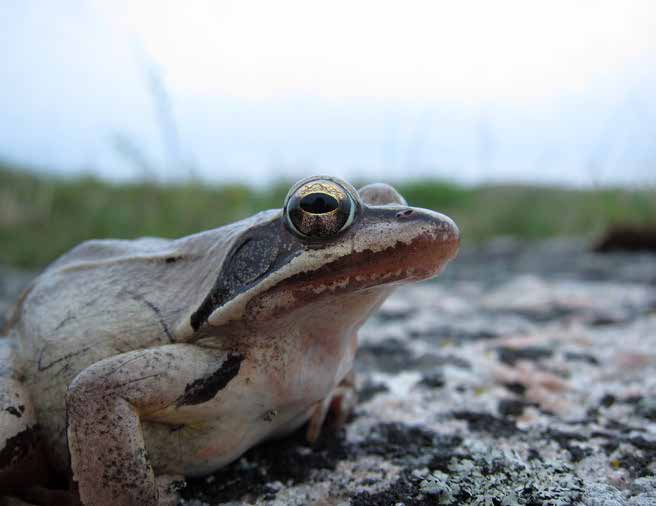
xmin=0 ymin=176 xmax=459 ymax=506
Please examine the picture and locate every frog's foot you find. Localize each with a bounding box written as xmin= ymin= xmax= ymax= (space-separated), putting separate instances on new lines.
xmin=156 ymin=475 xmax=185 ymax=506
xmin=306 ymin=370 xmax=356 ymax=444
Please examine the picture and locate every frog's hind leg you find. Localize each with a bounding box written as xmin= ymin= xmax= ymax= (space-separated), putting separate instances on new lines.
xmin=0 ymin=378 xmax=40 ymax=481
xmin=0 ymin=340 xmax=51 ymax=496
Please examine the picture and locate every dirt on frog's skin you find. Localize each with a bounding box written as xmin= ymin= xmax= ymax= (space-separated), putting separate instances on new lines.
xmin=2 ymin=240 xmax=656 ymax=505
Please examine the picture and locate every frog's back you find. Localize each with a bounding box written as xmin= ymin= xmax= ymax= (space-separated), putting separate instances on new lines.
xmin=15 ymin=237 xmax=187 ymax=363
xmin=11 ymin=216 xmax=266 ymax=365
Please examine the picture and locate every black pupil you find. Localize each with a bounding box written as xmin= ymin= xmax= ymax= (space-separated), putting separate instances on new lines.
xmin=300 ymin=193 xmax=339 ymax=214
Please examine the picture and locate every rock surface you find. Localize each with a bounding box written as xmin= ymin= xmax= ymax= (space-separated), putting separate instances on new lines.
xmin=2 ymin=239 xmax=655 ymax=505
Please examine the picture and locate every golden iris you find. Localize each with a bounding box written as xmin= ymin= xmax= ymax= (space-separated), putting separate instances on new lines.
xmin=285 ymin=179 xmax=356 ymax=238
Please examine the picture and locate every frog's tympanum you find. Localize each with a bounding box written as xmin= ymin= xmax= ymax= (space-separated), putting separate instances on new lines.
xmin=0 ymin=176 xmax=459 ymax=505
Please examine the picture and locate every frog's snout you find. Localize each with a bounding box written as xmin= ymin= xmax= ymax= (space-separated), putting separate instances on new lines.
xmin=391 ymin=206 xmax=460 ymax=279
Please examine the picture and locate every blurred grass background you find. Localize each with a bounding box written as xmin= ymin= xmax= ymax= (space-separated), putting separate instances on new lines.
xmin=2 ymin=161 xmax=655 ymax=270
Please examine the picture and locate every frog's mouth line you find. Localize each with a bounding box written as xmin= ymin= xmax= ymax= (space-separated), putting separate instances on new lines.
xmin=246 ymin=230 xmax=459 ymax=318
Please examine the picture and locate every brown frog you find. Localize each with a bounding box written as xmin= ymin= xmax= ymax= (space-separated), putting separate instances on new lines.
xmin=0 ymin=176 xmax=459 ymax=505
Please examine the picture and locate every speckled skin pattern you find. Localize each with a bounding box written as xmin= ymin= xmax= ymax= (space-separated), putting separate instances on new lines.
xmin=0 ymin=176 xmax=459 ymax=506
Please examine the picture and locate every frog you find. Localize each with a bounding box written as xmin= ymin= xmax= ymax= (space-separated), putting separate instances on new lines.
xmin=0 ymin=176 xmax=459 ymax=506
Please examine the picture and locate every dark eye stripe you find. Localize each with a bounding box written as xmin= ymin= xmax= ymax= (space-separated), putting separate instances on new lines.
xmin=300 ymin=193 xmax=339 ymax=214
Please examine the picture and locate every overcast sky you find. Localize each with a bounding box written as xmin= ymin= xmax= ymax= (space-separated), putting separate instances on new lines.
xmin=102 ymin=0 xmax=655 ymax=101
xmin=1 ymin=1 xmax=655 ymax=185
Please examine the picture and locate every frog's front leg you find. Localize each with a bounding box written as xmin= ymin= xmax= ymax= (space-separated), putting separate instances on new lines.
xmin=306 ymin=369 xmax=356 ymax=443
xmin=66 ymin=344 xmax=242 ymax=506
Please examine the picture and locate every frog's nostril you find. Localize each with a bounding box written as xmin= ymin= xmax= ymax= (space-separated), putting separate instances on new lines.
xmin=300 ymin=193 xmax=339 ymax=214
xmin=396 ymin=209 xmax=414 ymax=219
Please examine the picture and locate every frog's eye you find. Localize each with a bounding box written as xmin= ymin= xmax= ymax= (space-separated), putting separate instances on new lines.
xmin=284 ymin=179 xmax=357 ymax=238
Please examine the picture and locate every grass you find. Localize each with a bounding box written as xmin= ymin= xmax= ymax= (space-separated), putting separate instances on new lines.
xmin=1 ymin=161 xmax=655 ymax=270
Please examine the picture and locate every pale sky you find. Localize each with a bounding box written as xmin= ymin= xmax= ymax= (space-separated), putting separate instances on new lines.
xmin=1 ymin=1 xmax=655 ymax=184
xmin=101 ymin=0 xmax=655 ymax=101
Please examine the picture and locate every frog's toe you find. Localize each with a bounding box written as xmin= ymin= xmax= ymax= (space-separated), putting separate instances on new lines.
xmin=306 ymin=398 xmax=329 ymax=444
xmin=329 ymin=380 xmax=357 ymax=429
xmin=305 ymin=371 xmax=356 ymax=444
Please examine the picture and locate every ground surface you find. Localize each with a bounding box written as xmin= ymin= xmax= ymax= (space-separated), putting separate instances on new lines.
xmin=1 ymin=239 xmax=655 ymax=505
